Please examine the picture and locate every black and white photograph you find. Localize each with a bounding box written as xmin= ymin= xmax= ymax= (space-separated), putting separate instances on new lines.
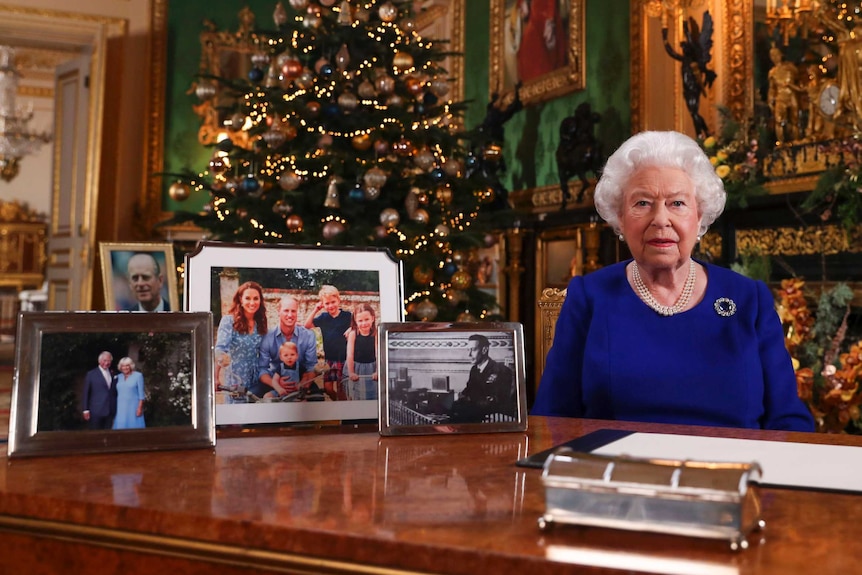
xmin=185 ymin=241 xmax=404 ymax=426
xmin=379 ymin=322 xmax=527 ymax=436
xmin=7 ymin=312 xmax=215 ymax=458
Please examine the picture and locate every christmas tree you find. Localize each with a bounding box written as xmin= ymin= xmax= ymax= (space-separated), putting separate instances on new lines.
xmin=163 ymin=0 xmax=513 ymax=322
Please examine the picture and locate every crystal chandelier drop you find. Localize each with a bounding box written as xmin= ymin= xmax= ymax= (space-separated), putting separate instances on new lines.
xmin=0 ymin=46 xmax=52 ymax=183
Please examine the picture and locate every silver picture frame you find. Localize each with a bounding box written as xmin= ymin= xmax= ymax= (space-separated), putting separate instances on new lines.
xmin=379 ymin=322 xmax=528 ymax=436
xmin=7 ymin=311 xmax=215 ymax=458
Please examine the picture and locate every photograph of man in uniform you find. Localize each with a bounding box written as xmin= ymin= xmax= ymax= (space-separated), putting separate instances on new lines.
xmin=451 ymin=334 xmax=516 ymax=423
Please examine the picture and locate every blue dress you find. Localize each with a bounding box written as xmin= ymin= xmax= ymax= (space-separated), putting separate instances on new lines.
xmin=532 ymin=260 xmax=815 ymax=432
xmin=216 ymin=315 xmax=263 ymax=390
xmin=113 ymin=371 xmax=146 ymax=429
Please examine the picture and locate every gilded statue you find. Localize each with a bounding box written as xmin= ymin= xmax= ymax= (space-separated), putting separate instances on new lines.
xmin=767 ymin=46 xmax=802 ymax=144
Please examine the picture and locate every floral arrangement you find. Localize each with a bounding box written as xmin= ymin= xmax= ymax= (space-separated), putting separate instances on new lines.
xmin=776 ymin=278 xmax=861 ymax=433
xmin=700 ymin=107 xmax=768 ymax=209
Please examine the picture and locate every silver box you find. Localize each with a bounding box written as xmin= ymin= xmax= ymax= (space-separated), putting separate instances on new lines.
xmin=538 ymin=448 xmax=764 ymax=550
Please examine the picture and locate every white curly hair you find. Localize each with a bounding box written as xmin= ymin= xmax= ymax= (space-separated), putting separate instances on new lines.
xmin=593 ymin=131 xmax=726 ymax=237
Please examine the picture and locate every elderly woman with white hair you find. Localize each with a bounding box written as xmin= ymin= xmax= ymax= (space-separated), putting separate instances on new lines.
xmin=113 ymin=356 xmax=146 ymax=430
xmin=533 ymin=131 xmax=814 ymax=431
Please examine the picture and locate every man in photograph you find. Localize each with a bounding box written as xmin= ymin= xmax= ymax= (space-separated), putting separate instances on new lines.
xmin=82 ymin=351 xmax=117 ymax=430
xmin=126 ymin=252 xmax=170 ymax=312
xmin=451 ymin=334 xmax=516 ymax=423
xmin=256 ymin=296 xmax=319 ymax=398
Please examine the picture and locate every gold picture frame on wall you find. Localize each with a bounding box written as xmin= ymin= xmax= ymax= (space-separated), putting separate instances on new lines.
xmin=489 ymin=0 xmax=586 ymax=106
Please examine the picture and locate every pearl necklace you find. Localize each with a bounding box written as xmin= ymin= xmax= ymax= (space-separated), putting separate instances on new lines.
xmin=631 ymin=260 xmax=696 ymax=316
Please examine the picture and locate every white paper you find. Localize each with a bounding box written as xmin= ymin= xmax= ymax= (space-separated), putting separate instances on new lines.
xmin=592 ymin=432 xmax=861 ymax=493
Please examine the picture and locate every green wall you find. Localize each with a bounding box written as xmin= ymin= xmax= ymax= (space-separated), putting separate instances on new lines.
xmin=161 ymin=1 xmax=631 ymax=213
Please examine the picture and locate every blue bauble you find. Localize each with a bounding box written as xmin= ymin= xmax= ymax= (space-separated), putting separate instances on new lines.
xmin=423 ymin=92 xmax=438 ymax=106
xmin=443 ymin=262 xmax=457 ymax=277
xmin=348 ymin=185 xmax=365 ymax=201
xmin=248 ymin=67 xmax=264 ymax=83
xmin=242 ymin=175 xmax=261 ymax=193
xmin=323 ymin=102 xmax=340 ymax=117
xmin=319 ymin=63 xmax=335 ymax=77
xmin=465 ymin=154 xmax=479 ymax=168
xmin=430 ymin=168 xmax=445 ymax=182
xmin=414 ymin=103 xmax=425 ymax=115
xmin=216 ymin=139 xmax=234 ymax=153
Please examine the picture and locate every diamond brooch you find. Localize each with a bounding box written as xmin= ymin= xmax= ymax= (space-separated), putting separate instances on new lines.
xmin=714 ymin=297 xmax=737 ymax=317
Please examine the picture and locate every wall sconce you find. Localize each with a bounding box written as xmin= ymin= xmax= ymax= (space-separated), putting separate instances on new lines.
xmin=765 ymin=0 xmax=815 ymax=45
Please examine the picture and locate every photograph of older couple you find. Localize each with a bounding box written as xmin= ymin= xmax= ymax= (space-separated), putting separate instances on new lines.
xmin=36 ymin=332 xmax=194 ymax=432
xmin=211 ymin=266 xmax=381 ymax=405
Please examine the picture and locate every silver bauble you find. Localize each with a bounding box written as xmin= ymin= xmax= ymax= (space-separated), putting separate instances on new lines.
xmin=278 ymin=170 xmax=302 ymax=191
xmin=380 ymin=208 xmax=400 ymax=228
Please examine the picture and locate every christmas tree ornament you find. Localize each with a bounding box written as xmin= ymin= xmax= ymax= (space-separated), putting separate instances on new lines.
xmin=194 ymin=82 xmax=216 ymax=100
xmin=351 ymin=133 xmax=372 ymax=150
xmin=304 ymin=12 xmax=321 ymax=28
xmin=445 ymin=289 xmax=466 ymax=306
xmin=210 ymin=176 xmax=227 ymax=192
xmin=484 ymin=233 xmax=499 ymax=247
xmin=337 ymin=1 xmax=353 ymax=25
xmin=324 ymin=177 xmax=341 ymax=208
xmin=451 ymin=269 xmax=472 ymax=290
xmin=265 ymin=63 xmax=281 ymax=88
xmin=282 ymin=58 xmax=304 ymax=79
xmin=364 ymin=186 xmax=381 ymax=200
xmin=216 ymin=138 xmax=234 ymax=153
xmin=483 ymin=143 xmax=503 ymax=161
xmin=404 ymin=187 xmax=419 ymax=216
xmin=320 ymin=0 xmax=337 ymax=6
xmin=363 ymin=166 xmax=387 ymax=189
xmin=387 ymin=93 xmax=405 ymax=108
xmin=209 ymin=156 xmax=228 ymax=174
xmin=236 ymin=207 xmax=249 ymax=219
xmin=412 ymin=265 xmax=434 ymax=285
xmin=295 ymin=69 xmax=315 ymax=89
xmin=413 ymin=148 xmax=435 ymax=171
xmin=405 ymin=76 xmax=424 ymax=95
xmin=374 ymin=225 xmax=388 ymax=239
xmin=348 ymin=184 xmax=365 ymax=201
xmin=434 ymin=224 xmax=450 ymax=237
xmin=318 ymin=134 xmax=334 ymax=148
xmin=251 ymin=52 xmax=270 ymax=68
xmin=319 ymin=63 xmax=336 ymax=77
xmin=373 ymin=139 xmax=389 ymax=155
xmin=380 ymin=208 xmax=400 ymax=228
xmin=414 ymin=298 xmax=438 ymax=321
xmin=278 ymin=170 xmax=302 ymax=191
xmin=337 ymin=91 xmax=359 ymax=111
xmin=335 ymin=44 xmax=351 ymax=71
xmin=430 ymin=167 xmax=445 ymax=182
xmin=248 ymin=67 xmax=264 ymax=83
xmin=456 ymin=311 xmax=477 ymax=322
xmin=378 ymin=1 xmax=398 ymax=22
xmin=435 ymin=184 xmax=453 ymax=205
xmin=375 ymin=74 xmax=395 ymax=94
xmin=226 ymin=112 xmax=246 ymax=131
xmin=392 ymin=138 xmax=413 ymax=156
xmin=224 ymin=178 xmax=239 ymax=196
xmin=273 ymin=2 xmax=288 ymax=25
xmin=477 ymin=186 xmax=495 ymax=204
xmin=423 ymin=92 xmax=438 ymax=107
xmin=168 ymin=181 xmax=191 ymax=202
xmin=442 ymin=158 xmax=462 ymax=177
xmin=262 ymin=127 xmax=287 ymax=149
xmin=358 ymin=80 xmax=376 ymax=99
xmin=429 ymin=77 xmax=450 ymax=97
xmin=412 ymin=208 xmax=429 ymax=224
xmin=286 ymin=214 xmax=304 ymax=232
xmin=273 ymin=200 xmax=293 ymax=215
xmin=442 ymin=261 xmax=457 ymax=277
xmin=289 ymin=0 xmax=308 ymax=10
xmin=306 ymin=101 xmax=321 ymax=116
xmin=322 ymin=220 xmax=345 ymax=238
xmin=400 ymin=17 xmax=415 ymax=31
xmin=242 ymin=174 xmax=262 ymax=197
xmin=354 ymin=5 xmax=370 ymax=22
xmin=392 ymin=51 xmax=414 ymax=72
xmin=452 ymin=251 xmax=465 ymax=265
xmin=314 ymin=57 xmax=330 ymax=74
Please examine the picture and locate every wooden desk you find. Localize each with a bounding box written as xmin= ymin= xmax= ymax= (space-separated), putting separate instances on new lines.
xmin=0 ymin=418 xmax=860 ymax=574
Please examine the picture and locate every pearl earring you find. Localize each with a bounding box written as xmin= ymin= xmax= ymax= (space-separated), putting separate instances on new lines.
xmin=697 ymin=235 xmax=702 ymax=242
xmin=618 ymin=234 xmax=624 ymax=242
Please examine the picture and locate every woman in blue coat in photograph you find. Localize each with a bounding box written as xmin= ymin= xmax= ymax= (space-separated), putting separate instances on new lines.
xmin=113 ymin=356 xmax=146 ymax=429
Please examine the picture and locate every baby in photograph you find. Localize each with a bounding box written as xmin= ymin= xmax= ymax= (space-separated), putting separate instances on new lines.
xmin=265 ymin=341 xmax=301 ymax=399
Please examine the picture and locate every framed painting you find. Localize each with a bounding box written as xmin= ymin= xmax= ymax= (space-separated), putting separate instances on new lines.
xmin=378 ymin=322 xmax=528 ymax=436
xmin=8 ymin=311 xmax=215 ymax=458
xmin=99 ymin=242 xmax=179 ymax=312
xmin=489 ymin=0 xmax=586 ymax=106
xmin=184 ymin=241 xmax=404 ymax=427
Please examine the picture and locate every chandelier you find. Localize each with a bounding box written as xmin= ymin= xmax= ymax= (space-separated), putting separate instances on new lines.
xmin=0 ymin=46 xmax=51 ymax=183
xmin=765 ymin=0 xmax=816 ymax=45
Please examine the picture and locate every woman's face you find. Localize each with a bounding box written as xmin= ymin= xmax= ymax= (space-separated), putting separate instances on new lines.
xmin=356 ymin=310 xmax=374 ymax=334
xmin=240 ymin=287 xmax=261 ymax=316
xmin=119 ymin=362 xmax=132 ymax=375
xmin=618 ymin=166 xmax=702 ymax=271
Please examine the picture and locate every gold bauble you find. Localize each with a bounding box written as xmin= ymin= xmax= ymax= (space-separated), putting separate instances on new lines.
xmin=483 ymin=143 xmax=503 ymax=161
xmin=450 ymin=270 xmax=472 ymax=291
xmin=414 ymin=298 xmax=438 ymax=321
xmin=378 ymin=1 xmax=398 ymax=22
xmin=392 ymin=51 xmax=414 ymax=72
xmin=435 ymin=185 xmax=453 ymax=205
xmin=412 ymin=208 xmax=429 ymax=224
xmin=412 ymin=265 xmax=434 ymax=285
xmin=168 ymin=181 xmax=191 ymax=202
xmin=352 ymin=133 xmax=372 ymax=151
xmin=286 ymin=214 xmax=304 ymax=232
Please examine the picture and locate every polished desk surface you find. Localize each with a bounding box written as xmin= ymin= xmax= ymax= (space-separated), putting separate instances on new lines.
xmin=1 ymin=417 xmax=860 ymax=574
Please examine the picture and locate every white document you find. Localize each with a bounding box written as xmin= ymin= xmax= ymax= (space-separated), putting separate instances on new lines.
xmin=592 ymin=432 xmax=861 ymax=493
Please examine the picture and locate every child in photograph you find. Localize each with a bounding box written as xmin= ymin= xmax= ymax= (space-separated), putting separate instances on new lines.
xmin=304 ymin=285 xmax=352 ymax=401
xmin=345 ymin=303 xmax=378 ymax=401
xmin=264 ymin=341 xmax=302 ymax=399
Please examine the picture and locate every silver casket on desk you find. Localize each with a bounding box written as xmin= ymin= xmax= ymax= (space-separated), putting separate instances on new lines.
xmin=538 ymin=448 xmax=764 ymax=550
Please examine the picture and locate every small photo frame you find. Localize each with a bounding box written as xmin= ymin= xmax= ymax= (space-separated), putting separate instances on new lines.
xmin=99 ymin=242 xmax=179 ymax=312
xmin=379 ymin=322 xmax=527 ymax=436
xmin=7 ymin=311 xmax=215 ymax=458
xmin=184 ymin=241 xmax=404 ymax=427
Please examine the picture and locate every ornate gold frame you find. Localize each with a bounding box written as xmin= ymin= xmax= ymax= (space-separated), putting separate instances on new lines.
xmin=489 ymin=0 xmax=585 ymax=106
